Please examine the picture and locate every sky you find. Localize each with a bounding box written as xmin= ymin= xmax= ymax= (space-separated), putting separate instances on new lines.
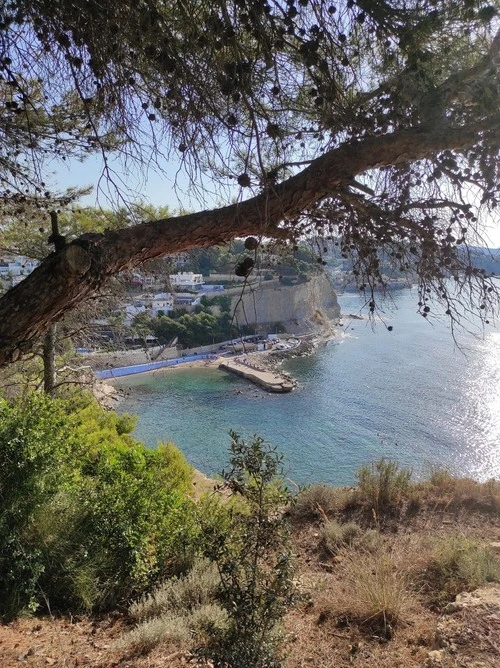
xmin=49 ymin=151 xmax=500 ymax=249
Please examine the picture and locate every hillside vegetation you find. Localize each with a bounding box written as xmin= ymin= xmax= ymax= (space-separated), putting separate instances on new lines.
xmin=0 ymin=393 xmax=499 ymax=667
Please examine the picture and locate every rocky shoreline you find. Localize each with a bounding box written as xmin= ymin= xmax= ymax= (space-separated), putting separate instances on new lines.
xmin=85 ymin=319 xmax=343 ymax=409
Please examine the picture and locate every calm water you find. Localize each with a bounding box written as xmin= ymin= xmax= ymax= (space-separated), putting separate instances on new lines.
xmin=116 ymin=288 xmax=500 ymax=485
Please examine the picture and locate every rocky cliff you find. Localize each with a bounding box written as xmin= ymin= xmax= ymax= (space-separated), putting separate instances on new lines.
xmin=230 ymin=273 xmax=340 ymax=334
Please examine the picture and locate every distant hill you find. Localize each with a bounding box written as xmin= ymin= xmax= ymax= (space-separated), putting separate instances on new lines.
xmin=467 ymin=247 xmax=500 ymax=275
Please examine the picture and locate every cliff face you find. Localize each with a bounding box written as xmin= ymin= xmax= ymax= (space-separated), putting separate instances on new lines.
xmin=230 ymin=273 xmax=340 ymax=334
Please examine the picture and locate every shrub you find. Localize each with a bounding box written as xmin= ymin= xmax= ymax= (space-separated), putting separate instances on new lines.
xmin=129 ymin=559 xmax=220 ymax=622
xmin=125 ymin=560 xmax=227 ymax=654
xmin=154 ymin=441 xmax=193 ymax=495
xmin=358 ymin=529 xmax=385 ymax=554
xmin=321 ymin=520 xmax=362 ymax=554
xmin=424 ymin=470 xmax=500 ymax=509
xmin=125 ymin=614 xmax=192 ymax=654
xmin=428 ymin=535 xmax=500 ymax=605
xmin=198 ymin=432 xmax=296 ymax=668
xmin=0 ymin=394 xmax=75 ymax=619
xmin=125 ymin=604 xmax=228 ymax=654
xmin=356 ymin=459 xmax=412 ymax=511
xmin=0 ymin=391 xmax=199 ymax=618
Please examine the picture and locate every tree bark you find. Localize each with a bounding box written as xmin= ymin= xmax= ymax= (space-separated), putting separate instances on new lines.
xmin=0 ymin=118 xmax=498 ymax=367
xmin=43 ymin=324 xmax=57 ymax=394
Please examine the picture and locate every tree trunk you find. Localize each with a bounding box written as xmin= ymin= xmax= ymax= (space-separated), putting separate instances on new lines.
xmin=43 ymin=324 xmax=57 ymax=394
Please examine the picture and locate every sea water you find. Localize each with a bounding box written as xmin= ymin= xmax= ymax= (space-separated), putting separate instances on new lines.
xmin=116 ymin=288 xmax=500 ymax=485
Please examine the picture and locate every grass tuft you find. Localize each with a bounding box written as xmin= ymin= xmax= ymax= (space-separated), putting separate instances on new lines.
xmin=339 ymin=546 xmax=410 ymax=629
xmin=356 ymin=459 xmax=412 ymax=511
xmin=289 ymin=484 xmax=353 ymax=522
xmin=428 ymin=535 xmax=500 ymax=605
xmin=321 ymin=520 xmax=363 ymax=554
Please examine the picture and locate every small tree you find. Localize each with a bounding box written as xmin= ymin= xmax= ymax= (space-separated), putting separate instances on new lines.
xmin=199 ymin=432 xmax=296 ymax=668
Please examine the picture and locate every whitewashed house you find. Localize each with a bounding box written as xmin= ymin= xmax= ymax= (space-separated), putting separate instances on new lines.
xmin=169 ymin=271 xmax=204 ymax=291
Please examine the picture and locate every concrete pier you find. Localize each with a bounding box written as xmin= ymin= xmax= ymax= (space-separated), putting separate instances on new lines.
xmin=218 ymin=359 xmax=296 ymax=393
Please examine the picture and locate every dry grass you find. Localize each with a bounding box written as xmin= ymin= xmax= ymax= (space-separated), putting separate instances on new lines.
xmin=337 ymin=544 xmax=412 ymax=630
xmin=321 ymin=520 xmax=363 ymax=554
xmin=289 ymin=484 xmax=354 ymax=522
xmin=427 ymin=534 xmax=500 ymax=605
xmin=416 ymin=471 xmax=500 ymax=510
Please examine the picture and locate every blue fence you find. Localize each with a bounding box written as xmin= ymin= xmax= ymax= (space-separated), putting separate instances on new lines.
xmin=96 ymin=354 xmax=217 ymax=380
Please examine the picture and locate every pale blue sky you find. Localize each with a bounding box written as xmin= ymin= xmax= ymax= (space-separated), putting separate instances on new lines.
xmin=49 ymin=153 xmax=500 ymax=248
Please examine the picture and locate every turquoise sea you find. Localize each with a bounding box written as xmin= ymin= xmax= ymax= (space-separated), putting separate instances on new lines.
xmin=116 ymin=288 xmax=500 ymax=486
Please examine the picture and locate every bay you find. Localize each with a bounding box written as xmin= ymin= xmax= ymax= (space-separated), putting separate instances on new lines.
xmin=116 ymin=288 xmax=500 ymax=486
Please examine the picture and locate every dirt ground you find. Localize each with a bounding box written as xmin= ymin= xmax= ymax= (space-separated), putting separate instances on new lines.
xmin=1 ymin=503 xmax=499 ymax=668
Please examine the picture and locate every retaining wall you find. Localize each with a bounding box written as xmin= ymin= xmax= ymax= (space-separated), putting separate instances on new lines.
xmin=96 ymin=354 xmax=217 ymax=380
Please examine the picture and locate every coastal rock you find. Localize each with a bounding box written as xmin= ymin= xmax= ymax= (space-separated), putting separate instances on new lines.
xmin=433 ymin=584 xmax=500 ymax=667
xmin=231 ymin=274 xmax=340 ymax=335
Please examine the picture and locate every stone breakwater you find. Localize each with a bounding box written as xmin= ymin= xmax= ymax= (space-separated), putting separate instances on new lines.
xmin=218 ymin=358 xmax=296 ymax=393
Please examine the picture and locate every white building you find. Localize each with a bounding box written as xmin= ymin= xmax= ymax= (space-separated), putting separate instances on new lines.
xmin=148 ymin=292 xmax=174 ymax=315
xmin=169 ymin=271 xmax=204 ymax=290
xmin=123 ymin=292 xmax=175 ymax=323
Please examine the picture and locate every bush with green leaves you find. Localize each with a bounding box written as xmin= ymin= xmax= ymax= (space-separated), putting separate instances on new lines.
xmin=0 ymin=391 xmax=198 ymax=619
xmin=198 ymin=431 xmax=296 ymax=668
xmin=356 ymin=458 xmax=412 ymax=511
xmin=0 ymin=394 xmax=73 ymax=619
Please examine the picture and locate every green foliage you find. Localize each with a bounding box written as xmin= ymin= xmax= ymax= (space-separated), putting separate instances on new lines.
xmin=0 ymin=391 xmax=198 ymax=619
xmin=213 ymin=294 xmax=232 ymax=313
xmin=356 ymin=458 xmax=412 ymax=511
xmin=153 ymin=309 xmax=237 ymax=347
xmin=155 ymin=441 xmax=193 ymax=495
xmin=198 ymin=432 xmax=296 ymax=668
xmin=0 ymin=394 xmax=74 ymax=618
xmin=131 ymin=311 xmax=155 ymax=336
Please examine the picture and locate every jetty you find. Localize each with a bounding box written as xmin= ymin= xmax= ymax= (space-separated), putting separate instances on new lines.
xmin=218 ymin=359 xmax=296 ymax=393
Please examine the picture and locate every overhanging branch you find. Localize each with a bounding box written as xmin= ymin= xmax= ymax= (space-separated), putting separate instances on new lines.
xmin=1 ymin=117 xmax=500 ymax=366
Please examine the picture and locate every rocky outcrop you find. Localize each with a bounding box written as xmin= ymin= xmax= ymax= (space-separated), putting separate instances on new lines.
xmin=427 ymin=583 xmax=500 ymax=667
xmin=230 ymin=274 xmax=340 ymax=334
